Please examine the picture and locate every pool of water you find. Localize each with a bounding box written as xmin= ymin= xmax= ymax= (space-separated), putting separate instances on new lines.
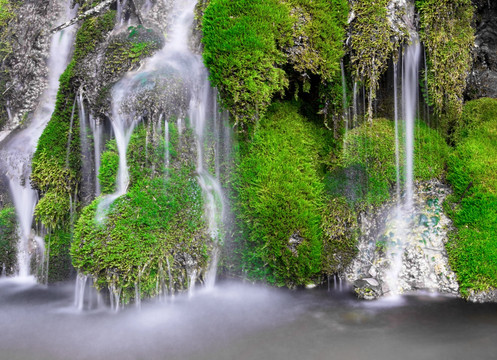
xmin=1 ymin=279 xmax=496 ymax=360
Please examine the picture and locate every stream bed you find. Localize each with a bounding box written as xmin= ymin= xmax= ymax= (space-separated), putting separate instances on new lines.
xmin=1 ymin=279 xmax=496 ymax=360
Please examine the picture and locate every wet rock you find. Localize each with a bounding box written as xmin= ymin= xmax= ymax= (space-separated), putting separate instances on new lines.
xmin=466 ymin=0 xmax=497 ymax=99
xmin=467 ymin=289 xmax=497 ymax=303
xmin=1 ymin=1 xmax=59 ymax=131
xmin=354 ymin=278 xmax=383 ymax=300
xmin=346 ymin=180 xmax=459 ymax=299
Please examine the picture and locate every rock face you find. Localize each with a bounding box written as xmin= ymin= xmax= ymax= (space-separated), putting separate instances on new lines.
xmin=0 ymin=1 xmax=59 ymax=132
xmin=466 ymin=0 xmax=497 ymax=99
xmin=346 ymin=180 xmax=459 ymax=300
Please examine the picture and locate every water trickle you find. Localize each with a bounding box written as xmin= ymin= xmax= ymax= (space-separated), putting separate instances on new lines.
xmin=89 ymin=114 xmax=103 ymax=196
xmin=341 ymin=60 xmax=348 ymax=131
xmin=403 ymin=41 xmax=420 ymax=209
xmin=352 ymin=81 xmax=358 ymax=127
xmin=385 ymin=40 xmax=421 ymax=295
xmin=0 ymin=1 xmax=76 ymax=279
xmin=394 ymin=60 xmax=401 ymax=200
xmin=164 ymin=117 xmax=170 ymax=169
xmin=74 ymin=272 xmax=88 ymax=311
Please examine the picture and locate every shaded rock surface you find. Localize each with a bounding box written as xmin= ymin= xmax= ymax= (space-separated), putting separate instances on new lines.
xmin=466 ymin=0 xmax=497 ymax=99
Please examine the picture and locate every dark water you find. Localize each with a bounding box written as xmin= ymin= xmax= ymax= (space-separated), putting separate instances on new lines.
xmin=1 ymin=279 xmax=496 ymax=360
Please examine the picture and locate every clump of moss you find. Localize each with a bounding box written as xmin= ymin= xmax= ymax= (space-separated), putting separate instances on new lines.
xmin=72 ymin=123 xmax=211 ymax=303
xmin=328 ymin=119 xmax=398 ymax=205
xmin=234 ymin=102 xmax=328 ymax=287
xmin=0 ymin=207 xmax=18 ymax=275
xmin=445 ymin=98 xmax=497 ymax=296
xmin=417 ymin=0 xmax=474 ymax=135
xmin=202 ymin=0 xmax=290 ymax=126
xmin=201 ymin=0 xmax=347 ymax=127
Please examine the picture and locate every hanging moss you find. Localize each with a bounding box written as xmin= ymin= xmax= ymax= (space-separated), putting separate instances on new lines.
xmin=202 ymin=0 xmax=291 ymax=126
xmin=350 ymin=0 xmax=402 ymax=122
xmin=417 ymin=0 xmax=474 ymax=137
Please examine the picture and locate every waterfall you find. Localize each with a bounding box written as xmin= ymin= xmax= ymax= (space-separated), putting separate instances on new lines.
xmin=385 ymin=40 xmax=421 ymax=295
xmin=341 ymin=60 xmax=348 ymax=131
xmin=402 ymin=41 xmax=421 ymax=210
xmin=0 ymin=0 xmax=77 ymax=280
xmin=394 ymin=61 xmax=401 ymax=200
xmin=89 ymin=115 xmax=103 ymax=196
xmin=95 ymin=0 xmax=230 ymax=296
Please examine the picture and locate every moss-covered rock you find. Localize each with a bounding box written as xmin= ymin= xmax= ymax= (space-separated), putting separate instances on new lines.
xmin=234 ymin=102 xmax=329 ymax=287
xmin=321 ymin=197 xmax=358 ymax=276
xmin=201 ymin=0 xmax=347 ymax=127
xmin=72 ymin=122 xmax=211 ymax=304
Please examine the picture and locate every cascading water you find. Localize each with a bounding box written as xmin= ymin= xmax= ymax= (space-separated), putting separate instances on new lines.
xmin=95 ymin=0 xmax=230 ymax=299
xmin=0 ymin=0 xmax=76 ymax=280
xmin=384 ymin=40 xmax=421 ymax=295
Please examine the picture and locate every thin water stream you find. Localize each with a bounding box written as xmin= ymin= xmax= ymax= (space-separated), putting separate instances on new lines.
xmin=0 ymin=279 xmax=496 ymax=360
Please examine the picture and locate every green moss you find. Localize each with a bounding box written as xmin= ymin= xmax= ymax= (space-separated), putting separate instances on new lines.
xmin=30 ymin=11 xmax=116 ymax=281
xmin=0 ymin=0 xmax=16 ymax=58
xmin=234 ymin=102 xmax=327 ymax=287
xmin=72 ymin=123 xmax=210 ymax=302
xmin=45 ymin=229 xmax=72 ymax=283
xmin=329 ymin=119 xmax=397 ymax=205
xmin=98 ymin=141 xmax=119 ymax=194
xmin=284 ymin=0 xmax=348 ymax=82
xmin=202 ymin=0 xmax=290 ymax=126
xmin=201 ymin=0 xmax=347 ymax=127
xmin=414 ymin=121 xmax=449 ymax=181
xmin=417 ymin=0 xmax=474 ymax=134
xmin=328 ymin=118 xmax=448 ymax=206
xmin=445 ymin=99 xmax=497 ymax=296
xmin=103 ymin=25 xmax=163 ymax=75
xmin=321 ymin=197 xmax=358 ymax=276
xmin=0 ymin=207 xmax=18 ymax=275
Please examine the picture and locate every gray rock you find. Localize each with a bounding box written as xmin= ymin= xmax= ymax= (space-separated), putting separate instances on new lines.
xmin=466 ymin=0 xmax=497 ymax=99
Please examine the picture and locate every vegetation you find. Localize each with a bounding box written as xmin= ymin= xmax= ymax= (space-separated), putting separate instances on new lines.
xmin=0 ymin=207 xmax=17 ymax=275
xmin=321 ymin=197 xmax=358 ymax=276
xmin=417 ymin=0 xmax=474 ymax=136
xmin=103 ymin=25 xmax=163 ymax=75
xmin=72 ymin=123 xmax=210 ymax=302
xmin=328 ymin=118 xmax=448 ymax=206
xmin=350 ymin=0 xmax=405 ymax=122
xmin=201 ymin=0 xmax=347 ymax=127
xmin=234 ymin=102 xmax=328 ymax=286
xmin=31 ymin=10 xmax=116 ymax=281
xmin=445 ymin=98 xmax=497 ymax=296
xmin=0 ymin=0 xmax=15 ymax=57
